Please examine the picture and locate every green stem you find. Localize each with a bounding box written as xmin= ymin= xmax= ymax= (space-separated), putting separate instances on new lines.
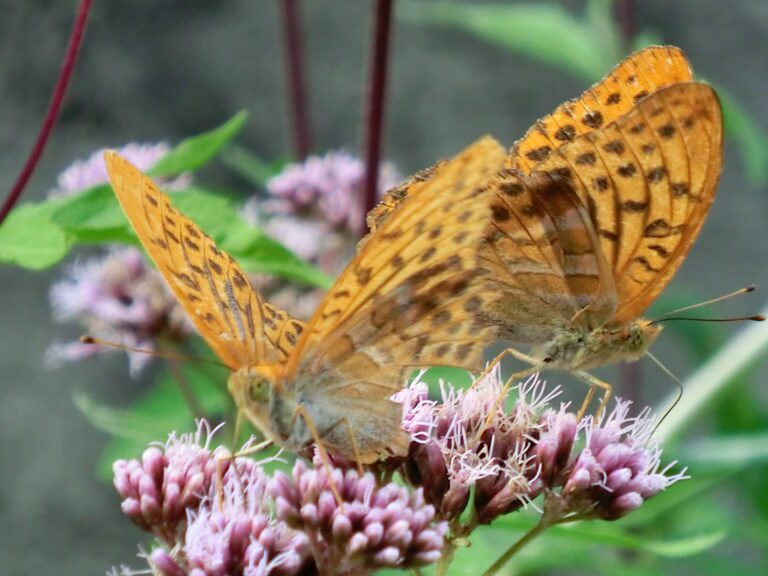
xmin=481 ymin=517 xmax=551 ymax=576
xmin=164 ymin=356 xmax=204 ymax=420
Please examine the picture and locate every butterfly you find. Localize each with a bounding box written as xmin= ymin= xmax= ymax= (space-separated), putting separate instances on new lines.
xmin=367 ymin=46 xmax=724 ymax=414
xmin=104 ymin=136 xmax=506 ymax=463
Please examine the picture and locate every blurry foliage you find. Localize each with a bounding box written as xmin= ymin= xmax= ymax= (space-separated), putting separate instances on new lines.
xmin=2 ymin=1 xmax=767 ymax=573
xmin=0 ymin=113 xmax=332 ymax=288
xmin=399 ymin=0 xmax=768 ymax=186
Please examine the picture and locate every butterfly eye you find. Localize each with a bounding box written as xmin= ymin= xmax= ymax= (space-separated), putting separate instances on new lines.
xmin=247 ymin=379 xmax=270 ymax=403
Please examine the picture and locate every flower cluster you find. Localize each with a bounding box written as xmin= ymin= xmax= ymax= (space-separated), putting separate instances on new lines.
xmin=395 ymin=369 xmax=686 ymax=528
xmin=395 ymin=369 xmax=557 ymax=525
xmin=112 ymin=422 xmax=446 ymax=576
xmin=271 ymin=455 xmax=447 ymax=573
xmin=47 ymin=246 xmax=192 ymax=375
xmin=263 ymin=151 xmax=401 ymax=234
xmin=48 ymin=141 xmax=190 ymax=198
xmin=112 ymin=372 xmax=686 ymax=575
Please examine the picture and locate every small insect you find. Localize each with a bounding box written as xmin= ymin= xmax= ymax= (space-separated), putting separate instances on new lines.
xmin=368 ymin=46 xmax=730 ymax=415
xmin=104 ymin=136 xmax=506 ymax=464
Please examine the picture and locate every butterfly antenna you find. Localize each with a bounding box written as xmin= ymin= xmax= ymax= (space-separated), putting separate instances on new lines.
xmin=80 ymin=335 xmax=228 ymax=368
xmin=644 ymin=351 xmax=684 ymax=437
xmin=649 ymin=285 xmax=758 ymax=324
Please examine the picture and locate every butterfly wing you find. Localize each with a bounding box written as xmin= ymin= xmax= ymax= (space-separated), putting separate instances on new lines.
xmin=480 ymin=168 xmax=616 ymax=342
xmin=511 ymin=45 xmax=693 ymax=172
xmin=284 ymin=137 xmax=506 ymax=461
xmin=104 ymin=152 xmax=305 ymax=370
xmin=528 ymin=82 xmax=722 ymax=324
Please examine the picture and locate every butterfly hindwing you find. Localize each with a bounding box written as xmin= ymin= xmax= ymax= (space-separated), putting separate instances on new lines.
xmin=530 ymin=82 xmax=722 ymax=323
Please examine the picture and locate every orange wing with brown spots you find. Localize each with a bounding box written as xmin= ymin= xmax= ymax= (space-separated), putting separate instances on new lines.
xmin=104 ymin=152 xmax=305 ymax=370
xmin=288 ymin=136 xmax=506 ymax=381
xmin=529 ymin=82 xmax=722 ymax=323
xmin=511 ymin=45 xmax=693 ymax=173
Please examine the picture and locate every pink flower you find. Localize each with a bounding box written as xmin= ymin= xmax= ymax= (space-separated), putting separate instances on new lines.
xmin=48 ymin=142 xmax=191 ymax=197
xmin=47 ymin=247 xmax=192 ymax=375
xmin=270 ymin=453 xmax=447 ymax=572
xmin=396 ymin=369 xmax=554 ymax=522
xmin=264 ymin=150 xmax=401 ymax=234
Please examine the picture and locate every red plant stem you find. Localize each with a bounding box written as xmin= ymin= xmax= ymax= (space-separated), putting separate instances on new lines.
xmin=0 ymin=0 xmax=93 ymax=225
xmin=614 ymin=0 xmax=636 ymax=47
xmin=361 ymin=0 xmax=394 ymax=235
xmin=279 ymin=0 xmax=311 ymax=160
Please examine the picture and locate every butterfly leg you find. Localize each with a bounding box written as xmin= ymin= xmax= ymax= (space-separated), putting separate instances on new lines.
xmin=318 ymin=416 xmax=365 ymax=475
xmin=472 ymin=347 xmax=542 ymax=389
xmin=575 ymin=371 xmax=613 ymax=420
xmin=290 ymin=404 xmax=343 ymax=505
xmin=214 ymin=437 xmax=274 ymax=507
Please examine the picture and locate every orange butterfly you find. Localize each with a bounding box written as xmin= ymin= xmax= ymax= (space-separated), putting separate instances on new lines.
xmin=104 ymin=136 xmax=505 ymax=463
xmin=368 ymin=46 xmax=724 ymax=414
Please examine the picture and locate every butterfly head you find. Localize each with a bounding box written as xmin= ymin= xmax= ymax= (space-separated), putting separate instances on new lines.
xmin=227 ymin=366 xmax=286 ymax=437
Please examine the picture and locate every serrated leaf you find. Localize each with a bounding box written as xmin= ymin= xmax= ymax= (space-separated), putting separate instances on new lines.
xmin=0 ymin=199 xmax=72 ymax=269
xmin=150 ymin=111 xmax=249 ymax=176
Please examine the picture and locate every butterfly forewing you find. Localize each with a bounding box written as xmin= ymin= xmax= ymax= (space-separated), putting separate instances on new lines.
xmin=104 ymin=152 xmax=305 ymax=370
xmin=511 ymin=46 xmax=693 ymax=173
xmin=279 ymin=137 xmax=507 ymax=461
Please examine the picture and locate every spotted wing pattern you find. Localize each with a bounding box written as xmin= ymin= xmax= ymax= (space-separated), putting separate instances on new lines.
xmin=104 ymin=152 xmax=305 ymax=370
xmin=529 ymin=82 xmax=722 ymax=323
xmin=511 ymin=45 xmax=693 ymax=173
xmin=283 ymin=137 xmax=507 ymax=460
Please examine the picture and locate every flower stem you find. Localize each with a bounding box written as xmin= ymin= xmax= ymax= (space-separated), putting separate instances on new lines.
xmin=360 ymin=0 xmax=395 ymax=236
xmin=279 ymin=0 xmax=311 ymax=160
xmin=0 ymin=0 xmax=92 ymax=224
xmin=481 ymin=517 xmax=551 ymax=576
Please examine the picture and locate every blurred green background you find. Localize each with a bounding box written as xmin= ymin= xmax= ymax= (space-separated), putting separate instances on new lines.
xmin=1 ymin=1 xmax=768 ymax=574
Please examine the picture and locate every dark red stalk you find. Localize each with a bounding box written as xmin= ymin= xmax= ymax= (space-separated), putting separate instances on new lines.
xmin=0 ymin=0 xmax=93 ymax=225
xmin=279 ymin=0 xmax=311 ymax=160
xmin=614 ymin=0 xmax=637 ymax=48
xmin=360 ymin=0 xmax=394 ymax=236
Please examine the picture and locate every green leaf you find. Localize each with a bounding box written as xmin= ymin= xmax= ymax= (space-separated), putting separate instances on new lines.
xmin=0 ymin=199 xmax=72 ymax=269
xmin=398 ymin=1 xmax=619 ymax=81
xmin=150 ymin=111 xmax=249 ymax=176
xmin=715 ymin=83 xmax=768 ymax=185
xmin=51 ymin=184 xmax=126 ymax=233
xmin=221 ymin=145 xmax=288 ymax=187
xmin=655 ymin=305 xmax=768 ymax=439
xmin=682 ymin=433 xmax=768 ymax=470
xmin=75 ymin=363 xmax=231 ymax=479
xmin=491 ymin=514 xmax=725 ymax=558
xmin=48 ymin=183 xmax=333 ymax=288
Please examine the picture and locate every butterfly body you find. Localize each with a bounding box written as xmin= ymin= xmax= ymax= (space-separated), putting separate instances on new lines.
xmin=532 ymin=320 xmax=662 ymax=372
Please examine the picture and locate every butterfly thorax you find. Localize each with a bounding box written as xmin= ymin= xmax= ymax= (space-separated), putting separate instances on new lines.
xmin=535 ymin=320 xmax=662 ymax=371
